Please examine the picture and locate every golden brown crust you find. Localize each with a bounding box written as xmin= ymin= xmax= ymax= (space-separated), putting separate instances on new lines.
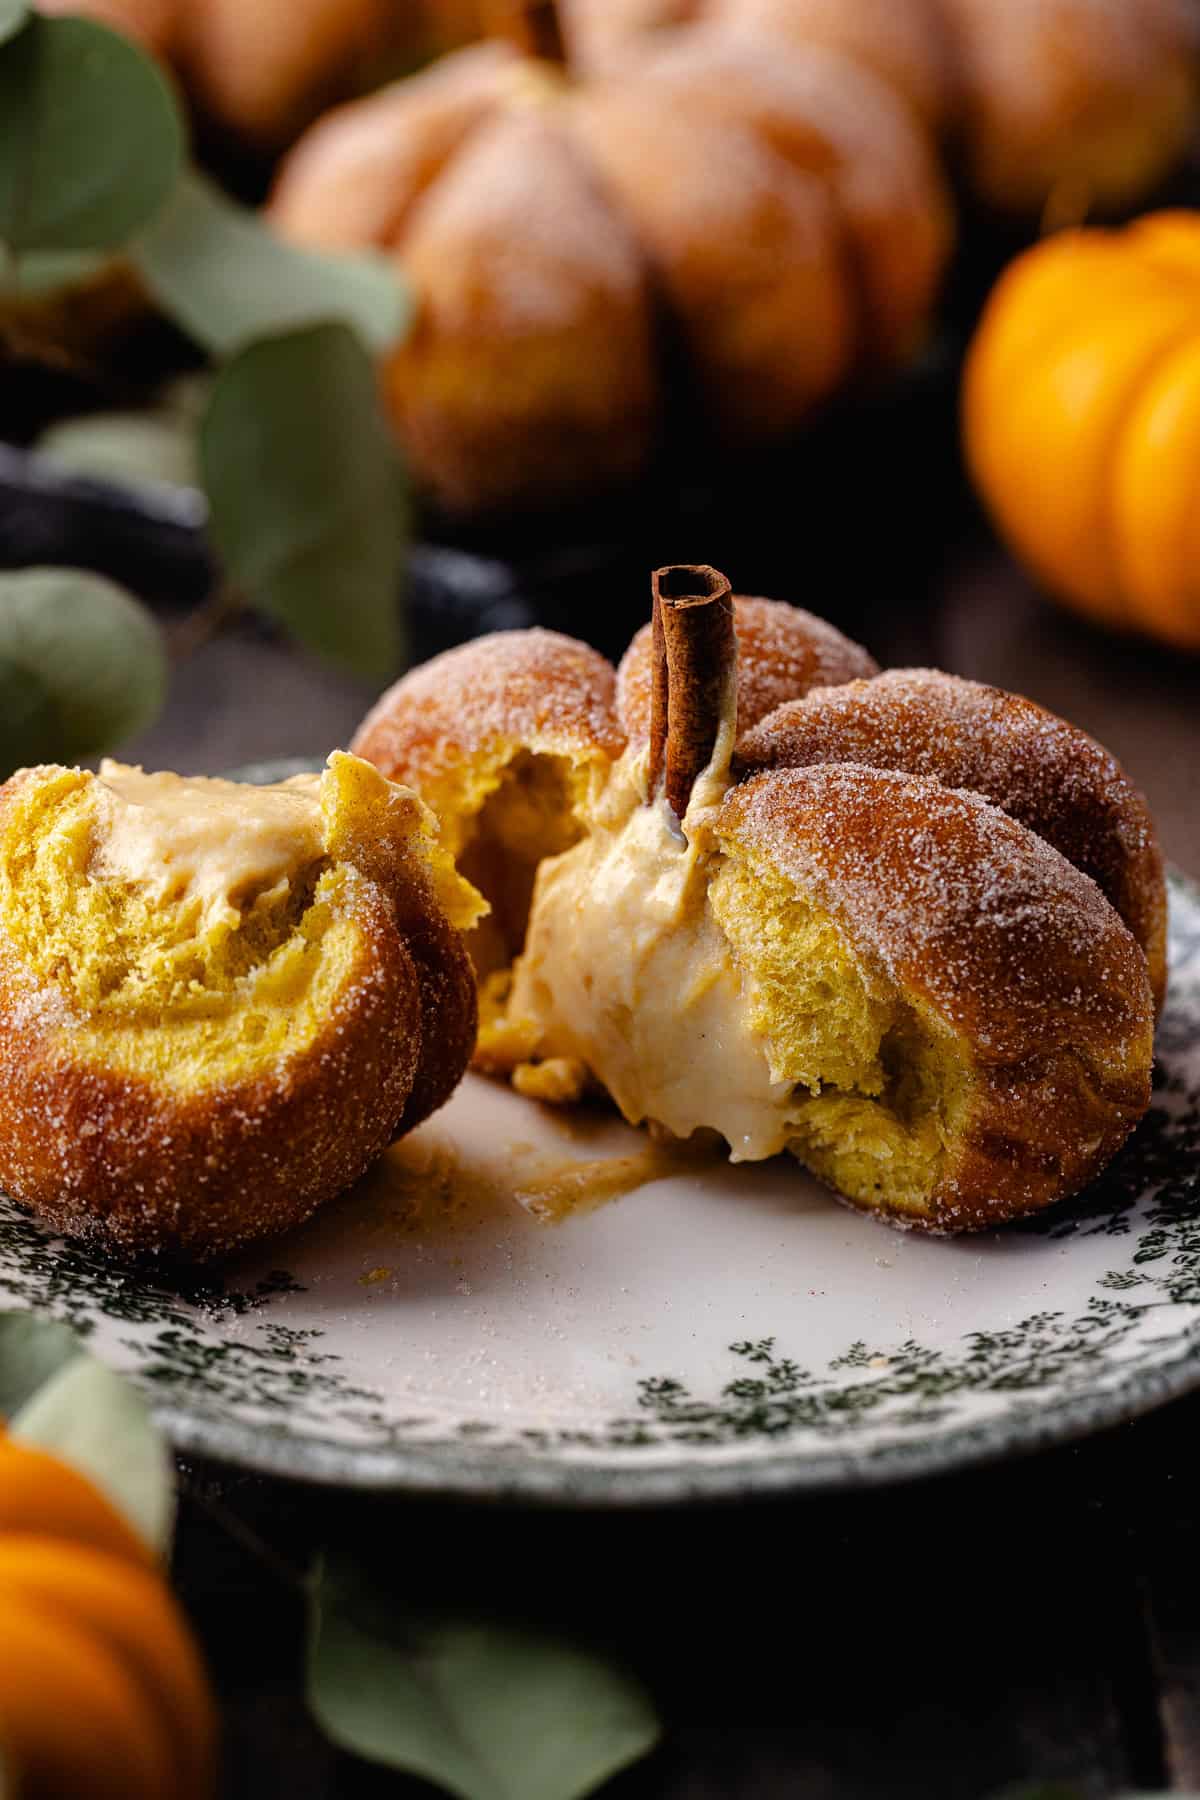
xmin=587 ymin=24 xmax=953 ymax=366
xmin=268 ymin=42 xmax=520 ymax=250
xmin=385 ymin=102 xmax=660 ymax=515
xmin=563 ymin=0 xmax=954 ymax=128
xmin=353 ymin=627 xmax=624 ymax=800
xmin=736 ymin=668 xmax=1167 ymax=1010
xmin=0 ymin=874 xmax=421 ymax=1263
xmin=732 ymin=0 xmax=955 ymax=129
xmin=387 ymin=892 xmax=478 ymax=1137
xmin=568 ymin=82 xmax=855 ymax=441
xmin=718 ymin=763 xmax=1154 ymax=1230
xmin=618 ymin=595 xmax=878 ymax=751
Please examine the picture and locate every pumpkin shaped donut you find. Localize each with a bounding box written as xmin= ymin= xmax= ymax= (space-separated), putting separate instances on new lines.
xmin=0 ymin=751 xmax=482 ymax=1261
xmin=353 ymin=568 xmax=1156 ymax=1232
xmin=268 ymin=0 xmax=951 ymax=513
xmin=736 ymin=668 xmax=1167 ymax=1011
xmin=565 ymin=0 xmax=1199 ymax=216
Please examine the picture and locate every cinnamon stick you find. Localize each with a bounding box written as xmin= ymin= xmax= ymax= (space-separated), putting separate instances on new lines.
xmin=648 ymin=564 xmax=737 ymax=819
xmin=483 ymin=0 xmax=568 ymax=63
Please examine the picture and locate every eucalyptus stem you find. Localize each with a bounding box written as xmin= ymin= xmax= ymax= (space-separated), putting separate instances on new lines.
xmin=167 ymin=582 xmax=245 ymax=664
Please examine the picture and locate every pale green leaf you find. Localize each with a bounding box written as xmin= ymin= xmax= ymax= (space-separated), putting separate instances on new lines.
xmin=0 ymin=15 xmax=183 ymax=255
xmin=132 ymin=169 xmax=409 ymax=357
xmin=200 ymin=322 xmax=406 ymax=678
xmin=38 ymin=407 xmax=199 ymax=493
xmin=8 ymin=245 xmax=112 ymax=296
xmin=0 ymin=1 xmax=27 ymax=49
xmin=0 ymin=1311 xmax=79 ymax=1416
xmin=0 ymin=1312 xmax=174 ymax=1555
xmin=308 ymin=1552 xmax=661 ymax=1800
xmin=0 ymin=567 xmax=168 ymax=776
xmin=0 ymin=650 xmax=57 ymax=774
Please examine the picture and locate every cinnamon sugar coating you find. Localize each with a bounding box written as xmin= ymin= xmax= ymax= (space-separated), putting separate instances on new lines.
xmin=563 ymin=0 xmax=955 ymax=128
xmin=737 ymin=668 xmax=1167 ymax=1009
xmin=576 ymin=25 xmax=953 ymax=366
xmin=719 ymin=764 xmax=1155 ymax=1229
xmin=353 ymin=627 xmax=624 ymax=812
xmin=0 ymin=877 xmax=420 ymax=1262
xmin=618 ymin=596 xmax=877 ymax=750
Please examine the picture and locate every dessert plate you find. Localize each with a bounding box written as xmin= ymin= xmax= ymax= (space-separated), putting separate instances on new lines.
xmin=2 ymin=807 xmax=1199 ymax=1503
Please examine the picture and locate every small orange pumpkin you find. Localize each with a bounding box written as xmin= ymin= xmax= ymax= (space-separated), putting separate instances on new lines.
xmin=0 ymin=1432 xmax=217 ymax=1800
xmin=964 ymin=210 xmax=1200 ymax=652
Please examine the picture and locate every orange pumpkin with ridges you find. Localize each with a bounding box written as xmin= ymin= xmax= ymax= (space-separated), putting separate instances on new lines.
xmin=0 ymin=1432 xmax=217 ymax=1799
xmin=964 ymin=212 xmax=1200 ymax=650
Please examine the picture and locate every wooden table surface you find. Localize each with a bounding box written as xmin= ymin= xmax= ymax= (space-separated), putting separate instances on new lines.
xmin=126 ymin=540 xmax=1200 ymax=1800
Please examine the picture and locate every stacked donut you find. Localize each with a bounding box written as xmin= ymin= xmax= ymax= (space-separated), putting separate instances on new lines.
xmin=355 ymin=567 xmax=1163 ymax=1232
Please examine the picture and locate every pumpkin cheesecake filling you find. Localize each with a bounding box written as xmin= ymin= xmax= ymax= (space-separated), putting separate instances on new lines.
xmin=0 ymin=752 xmax=481 ymax=1097
xmin=493 ymin=742 xmax=964 ymax=1210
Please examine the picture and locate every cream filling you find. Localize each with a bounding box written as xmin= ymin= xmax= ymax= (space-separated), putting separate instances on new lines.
xmin=506 ymin=745 xmax=799 ymax=1162
xmin=92 ymin=761 xmax=324 ymax=930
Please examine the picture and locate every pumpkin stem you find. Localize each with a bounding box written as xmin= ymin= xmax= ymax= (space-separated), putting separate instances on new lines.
xmin=648 ymin=564 xmax=737 ymax=819
xmin=484 ymin=0 xmax=568 ymax=64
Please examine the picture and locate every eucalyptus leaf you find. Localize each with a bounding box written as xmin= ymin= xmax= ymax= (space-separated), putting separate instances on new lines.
xmin=0 ymin=1311 xmax=173 ymax=1555
xmin=0 ymin=650 xmax=58 ymax=775
xmin=0 ymin=1311 xmax=80 ymax=1417
xmin=0 ymin=15 xmax=183 ymax=256
xmin=132 ymin=170 xmax=409 ymax=357
xmin=38 ymin=408 xmax=199 ymax=493
xmin=201 ymin=323 xmax=405 ymax=678
xmin=0 ymin=567 xmax=168 ymax=776
xmin=0 ymin=1 xmax=26 ymax=49
xmin=8 ymin=246 xmax=112 ymax=297
xmin=308 ymin=1552 xmax=661 ymax=1800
